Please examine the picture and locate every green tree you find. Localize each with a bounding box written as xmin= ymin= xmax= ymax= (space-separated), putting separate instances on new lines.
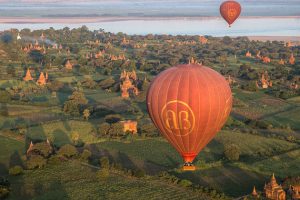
xmin=9 ymin=166 xmax=23 ymax=176
xmin=100 ymin=157 xmax=110 ymax=169
xmin=80 ymin=149 xmax=92 ymax=161
xmin=0 ymin=91 xmax=10 ymax=103
xmin=108 ymin=122 xmax=124 ymax=136
xmin=26 ymin=155 xmax=46 ymax=169
xmin=58 ymin=144 xmax=78 ymax=158
xmin=28 ymin=50 xmax=44 ymax=63
xmin=83 ymin=109 xmax=90 ymax=120
xmin=97 ymin=168 xmax=109 ymax=181
xmin=63 ymin=90 xmax=88 ymax=116
xmin=224 ymin=144 xmax=240 ymax=161
xmin=98 ymin=122 xmax=111 ymax=136
xmin=0 ymin=177 xmax=10 ymax=199
xmin=133 ymin=169 xmax=145 ymax=178
xmin=29 ymin=142 xmax=53 ymax=158
xmin=1 ymin=33 xmax=13 ymax=44
xmin=178 ymin=179 xmax=192 ymax=187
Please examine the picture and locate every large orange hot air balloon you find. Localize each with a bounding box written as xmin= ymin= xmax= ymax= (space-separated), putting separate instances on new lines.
xmin=220 ymin=0 xmax=241 ymax=27
xmin=146 ymin=63 xmax=232 ymax=171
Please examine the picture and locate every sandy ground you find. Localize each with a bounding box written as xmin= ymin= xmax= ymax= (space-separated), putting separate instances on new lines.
xmin=248 ymin=36 xmax=300 ymax=43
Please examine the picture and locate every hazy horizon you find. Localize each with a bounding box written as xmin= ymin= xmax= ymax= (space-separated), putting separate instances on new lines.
xmin=0 ymin=0 xmax=299 ymax=17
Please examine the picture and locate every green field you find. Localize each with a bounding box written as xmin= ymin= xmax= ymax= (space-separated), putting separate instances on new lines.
xmin=174 ymin=165 xmax=267 ymax=197
xmin=92 ymin=131 xmax=300 ymax=197
xmin=27 ymin=120 xmax=96 ymax=146
xmin=233 ymin=89 xmax=292 ymax=120
xmin=8 ymin=161 xmax=213 ymax=200
xmin=263 ymin=107 xmax=300 ymax=130
xmin=0 ymin=135 xmax=24 ymax=175
xmin=95 ymin=131 xmax=299 ymax=166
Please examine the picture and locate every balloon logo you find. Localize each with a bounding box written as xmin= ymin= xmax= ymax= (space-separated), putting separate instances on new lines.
xmin=220 ymin=0 xmax=242 ymax=27
xmin=228 ymin=9 xmax=237 ymax=19
xmin=147 ymin=64 xmax=232 ymax=171
xmin=161 ymin=100 xmax=195 ymax=136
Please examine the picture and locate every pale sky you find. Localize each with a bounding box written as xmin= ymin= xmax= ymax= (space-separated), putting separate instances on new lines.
xmin=1 ymin=0 xmax=300 ymax=3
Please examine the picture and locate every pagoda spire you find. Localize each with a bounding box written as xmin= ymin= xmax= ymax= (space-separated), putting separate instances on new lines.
xmin=270 ymin=173 xmax=278 ymax=187
xmin=189 ymin=57 xmax=198 ymax=64
xmin=36 ymin=72 xmax=46 ymax=86
xmin=40 ymin=32 xmax=45 ymax=40
xmin=23 ymin=68 xmax=33 ymax=81
xmin=252 ymin=186 xmax=258 ymax=197
xmin=279 ymin=59 xmax=285 ymax=65
xmin=289 ymin=53 xmax=295 ymax=65
xmin=65 ymin=60 xmax=73 ymax=70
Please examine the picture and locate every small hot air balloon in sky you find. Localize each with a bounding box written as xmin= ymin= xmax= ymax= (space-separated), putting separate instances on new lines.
xmin=146 ymin=63 xmax=232 ymax=171
xmin=220 ymin=0 xmax=242 ymax=27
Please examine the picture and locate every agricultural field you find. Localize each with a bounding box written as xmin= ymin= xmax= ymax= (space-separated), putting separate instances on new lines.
xmin=0 ymin=135 xmax=23 ymax=175
xmin=8 ymin=161 xmax=213 ymax=200
xmin=27 ymin=120 xmax=96 ymax=146
xmin=232 ymin=89 xmax=292 ymax=120
xmin=263 ymin=107 xmax=300 ymax=130
xmin=91 ymin=131 xmax=300 ymax=197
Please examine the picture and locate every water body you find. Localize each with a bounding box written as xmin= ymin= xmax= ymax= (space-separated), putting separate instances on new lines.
xmin=0 ymin=17 xmax=299 ymax=36
xmin=0 ymin=1 xmax=300 ymax=17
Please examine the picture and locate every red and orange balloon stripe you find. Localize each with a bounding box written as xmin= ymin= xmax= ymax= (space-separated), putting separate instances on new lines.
xmin=147 ymin=64 xmax=232 ymax=166
xmin=220 ymin=1 xmax=242 ymax=27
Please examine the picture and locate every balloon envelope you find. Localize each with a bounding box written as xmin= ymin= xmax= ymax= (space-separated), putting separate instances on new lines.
xmin=220 ymin=0 xmax=242 ymax=27
xmin=146 ymin=64 xmax=232 ymax=165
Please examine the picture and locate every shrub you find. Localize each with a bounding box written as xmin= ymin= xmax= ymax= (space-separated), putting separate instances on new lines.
xmin=71 ymin=132 xmax=84 ymax=147
xmin=108 ymin=122 xmax=124 ymax=136
xmin=97 ymin=168 xmax=109 ymax=181
xmin=63 ymin=90 xmax=88 ymax=116
xmin=256 ymin=120 xmax=273 ymax=129
xmin=0 ymin=177 xmax=9 ymax=187
xmin=133 ymin=169 xmax=145 ymax=178
xmin=0 ymin=91 xmax=10 ymax=103
xmin=80 ymin=149 xmax=92 ymax=161
xmin=98 ymin=122 xmax=111 ymax=136
xmin=29 ymin=142 xmax=53 ymax=158
xmin=139 ymin=123 xmax=159 ymax=137
xmin=224 ymin=144 xmax=240 ymax=161
xmin=113 ymin=162 xmax=123 ymax=171
xmin=1 ymin=33 xmax=13 ymax=43
xmin=58 ymin=144 xmax=78 ymax=158
xmin=48 ymin=155 xmax=65 ymax=165
xmin=100 ymin=157 xmax=110 ymax=169
xmin=178 ymin=179 xmax=192 ymax=187
xmin=8 ymin=166 xmax=23 ymax=176
xmin=26 ymin=155 xmax=46 ymax=169
xmin=0 ymin=186 xmax=9 ymax=199
xmin=286 ymin=135 xmax=296 ymax=142
xmin=241 ymin=81 xmax=258 ymax=92
xmin=63 ymin=101 xmax=80 ymax=116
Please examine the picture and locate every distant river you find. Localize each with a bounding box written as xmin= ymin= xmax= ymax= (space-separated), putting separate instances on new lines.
xmin=0 ymin=17 xmax=299 ymax=36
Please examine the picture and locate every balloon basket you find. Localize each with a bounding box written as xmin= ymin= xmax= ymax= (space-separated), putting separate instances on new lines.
xmin=182 ymin=165 xmax=196 ymax=171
